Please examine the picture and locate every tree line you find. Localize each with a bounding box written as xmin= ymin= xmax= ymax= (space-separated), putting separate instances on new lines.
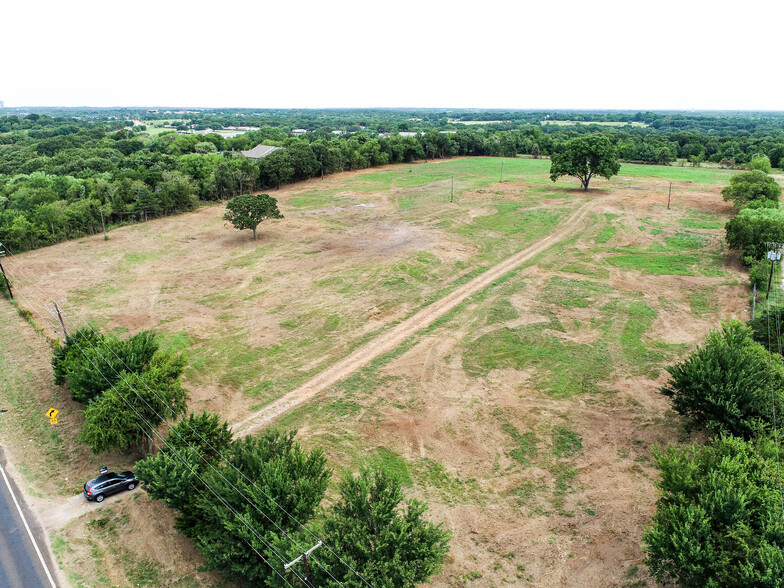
xmin=5 ymin=111 xmax=784 ymax=254
xmin=645 ymin=164 xmax=784 ymax=585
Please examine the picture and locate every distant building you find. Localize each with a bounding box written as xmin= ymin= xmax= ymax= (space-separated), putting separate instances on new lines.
xmin=291 ymin=129 xmax=308 ymax=135
xmin=398 ymin=132 xmax=419 ymax=137
xmin=332 ymin=130 xmax=345 ymax=135
xmin=240 ymin=144 xmax=282 ymax=159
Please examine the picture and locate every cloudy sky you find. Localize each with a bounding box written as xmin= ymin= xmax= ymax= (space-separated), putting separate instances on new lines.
xmin=2 ymin=0 xmax=782 ymax=111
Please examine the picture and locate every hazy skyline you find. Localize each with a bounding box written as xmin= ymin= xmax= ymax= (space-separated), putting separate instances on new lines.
xmin=3 ymin=0 xmax=783 ymax=111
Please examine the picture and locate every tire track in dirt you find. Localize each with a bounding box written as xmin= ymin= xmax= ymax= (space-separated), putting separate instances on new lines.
xmin=234 ymin=198 xmax=599 ymax=437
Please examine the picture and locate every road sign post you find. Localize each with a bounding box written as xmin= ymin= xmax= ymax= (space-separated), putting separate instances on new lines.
xmin=46 ymin=409 xmax=60 ymax=442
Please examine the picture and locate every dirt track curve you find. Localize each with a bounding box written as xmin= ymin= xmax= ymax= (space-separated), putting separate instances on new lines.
xmin=234 ymin=198 xmax=599 ymax=437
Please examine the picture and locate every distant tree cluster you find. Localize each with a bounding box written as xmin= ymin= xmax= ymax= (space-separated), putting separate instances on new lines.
xmin=136 ymin=422 xmax=451 ymax=587
xmin=5 ymin=109 xmax=784 ymax=254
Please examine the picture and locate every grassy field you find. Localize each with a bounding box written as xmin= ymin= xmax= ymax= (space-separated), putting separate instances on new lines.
xmin=542 ymin=120 xmax=650 ymax=128
xmin=4 ymin=157 xmax=748 ymax=586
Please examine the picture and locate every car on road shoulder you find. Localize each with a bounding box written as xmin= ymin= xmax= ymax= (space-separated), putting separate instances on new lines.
xmin=83 ymin=471 xmax=138 ymax=503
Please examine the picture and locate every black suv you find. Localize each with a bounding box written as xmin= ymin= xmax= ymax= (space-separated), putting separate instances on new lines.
xmin=83 ymin=471 xmax=138 ymax=502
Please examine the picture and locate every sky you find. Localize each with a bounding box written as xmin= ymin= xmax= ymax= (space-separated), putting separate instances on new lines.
xmin=2 ymin=0 xmax=783 ymax=111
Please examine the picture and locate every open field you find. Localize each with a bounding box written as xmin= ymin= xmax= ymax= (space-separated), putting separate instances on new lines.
xmin=2 ymin=157 xmax=748 ymax=586
xmin=542 ymin=120 xmax=650 ymax=128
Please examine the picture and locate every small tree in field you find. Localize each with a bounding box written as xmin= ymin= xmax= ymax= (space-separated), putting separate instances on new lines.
xmin=223 ymin=193 xmax=283 ymax=240
xmin=549 ymin=135 xmax=620 ymax=190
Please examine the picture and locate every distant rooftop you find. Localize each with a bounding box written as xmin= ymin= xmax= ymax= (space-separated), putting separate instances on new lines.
xmin=240 ymin=144 xmax=282 ymax=159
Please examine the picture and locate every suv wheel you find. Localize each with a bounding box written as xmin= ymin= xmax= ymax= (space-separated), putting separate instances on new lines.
xmin=127 ymin=482 xmax=136 ymax=491
xmin=95 ymin=494 xmax=105 ymax=503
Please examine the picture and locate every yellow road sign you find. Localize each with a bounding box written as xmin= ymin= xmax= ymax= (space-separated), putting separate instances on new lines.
xmin=46 ymin=408 xmax=59 ymax=419
xmin=49 ymin=417 xmax=59 ymax=425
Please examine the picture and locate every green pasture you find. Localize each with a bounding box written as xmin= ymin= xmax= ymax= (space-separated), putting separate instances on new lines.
xmin=542 ymin=120 xmax=649 ymax=127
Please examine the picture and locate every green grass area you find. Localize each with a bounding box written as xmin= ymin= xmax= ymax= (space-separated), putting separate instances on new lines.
xmin=539 ymin=276 xmax=613 ymax=308
xmin=664 ymin=232 xmax=709 ymax=250
xmin=288 ymin=189 xmax=342 ymax=209
xmin=503 ymin=423 xmax=538 ymax=466
xmin=680 ymin=217 xmax=725 ymax=230
xmin=617 ymin=163 xmax=735 ymax=185
xmin=542 ymin=120 xmax=649 ymax=128
xmin=487 ymin=298 xmax=520 ymax=324
xmin=553 ymin=426 xmax=582 ymax=458
xmin=605 ymin=252 xmax=700 ymax=275
xmin=463 ymin=321 xmax=611 ymax=397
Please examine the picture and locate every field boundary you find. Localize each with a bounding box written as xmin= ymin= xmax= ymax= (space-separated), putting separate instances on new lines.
xmin=234 ymin=197 xmax=600 ymax=436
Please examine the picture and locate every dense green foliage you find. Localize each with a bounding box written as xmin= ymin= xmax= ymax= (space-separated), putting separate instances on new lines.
xmin=725 ymin=208 xmax=784 ymax=265
xmin=549 ymin=135 xmax=620 ymax=190
xmin=317 ymin=466 xmax=451 ymax=587
xmin=223 ymin=193 xmax=283 ymax=240
xmin=644 ymin=435 xmax=784 ymax=587
xmin=749 ymin=308 xmax=784 ymax=354
xmin=136 ymin=425 xmax=450 ymax=587
xmin=52 ymin=328 xmax=158 ymax=402
xmin=51 ymin=327 xmax=189 ymax=454
xmin=721 ymin=170 xmax=781 ymax=209
xmin=77 ymin=350 xmax=188 ymax=454
xmin=661 ymin=320 xmax=784 ymax=439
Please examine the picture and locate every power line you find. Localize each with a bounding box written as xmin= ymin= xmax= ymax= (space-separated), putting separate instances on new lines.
xmin=0 ymin=247 xmax=366 ymax=587
xmin=61 ymin=332 xmax=306 ymax=586
xmin=765 ymin=243 xmax=784 ymax=521
xmin=0 ymin=253 xmax=307 ymax=585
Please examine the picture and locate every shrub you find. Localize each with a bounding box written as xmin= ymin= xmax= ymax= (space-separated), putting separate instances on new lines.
xmin=644 ymin=435 xmax=784 ymax=586
xmin=661 ymin=320 xmax=784 ymax=439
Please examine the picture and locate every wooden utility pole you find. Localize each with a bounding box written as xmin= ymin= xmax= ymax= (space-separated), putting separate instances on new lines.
xmin=667 ymin=182 xmax=672 ymax=209
xmin=0 ymin=257 xmax=12 ymax=300
xmin=100 ymin=208 xmax=107 ymax=240
xmin=500 ymin=157 xmax=505 ymax=183
xmin=51 ymin=301 xmax=68 ymax=338
xmin=284 ymin=540 xmax=322 ymax=587
xmin=766 ymin=244 xmax=782 ymax=301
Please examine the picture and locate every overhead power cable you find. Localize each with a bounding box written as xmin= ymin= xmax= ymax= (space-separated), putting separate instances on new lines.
xmin=0 ymin=246 xmax=367 ymax=587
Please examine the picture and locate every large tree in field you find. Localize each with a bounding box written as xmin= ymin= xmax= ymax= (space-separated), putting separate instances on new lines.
xmin=549 ymin=135 xmax=620 ymax=190
xmin=223 ymin=193 xmax=283 ymax=240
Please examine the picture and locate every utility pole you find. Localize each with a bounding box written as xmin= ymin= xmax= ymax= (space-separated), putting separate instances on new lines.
xmin=284 ymin=540 xmax=322 ymax=587
xmin=766 ymin=243 xmax=782 ymax=301
xmin=667 ymin=182 xmax=672 ymax=209
xmin=451 ymin=176 xmax=454 ymax=203
xmin=500 ymin=157 xmax=505 ymax=183
xmin=50 ymin=301 xmax=69 ymax=338
xmin=0 ymin=253 xmax=12 ymax=300
xmin=100 ymin=208 xmax=107 ymax=240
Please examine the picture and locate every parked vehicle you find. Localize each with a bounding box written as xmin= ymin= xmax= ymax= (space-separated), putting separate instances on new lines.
xmin=83 ymin=471 xmax=138 ymax=502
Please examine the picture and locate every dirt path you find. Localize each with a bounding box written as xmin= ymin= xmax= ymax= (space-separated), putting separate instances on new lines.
xmin=234 ymin=198 xmax=599 ymax=436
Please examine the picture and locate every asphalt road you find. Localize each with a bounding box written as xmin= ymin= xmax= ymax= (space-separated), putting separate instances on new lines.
xmin=0 ymin=449 xmax=57 ymax=587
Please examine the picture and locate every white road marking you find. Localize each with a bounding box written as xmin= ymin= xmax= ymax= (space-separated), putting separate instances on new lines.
xmin=0 ymin=460 xmax=57 ymax=588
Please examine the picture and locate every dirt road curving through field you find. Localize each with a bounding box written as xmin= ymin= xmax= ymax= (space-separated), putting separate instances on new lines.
xmin=234 ymin=198 xmax=600 ymax=436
